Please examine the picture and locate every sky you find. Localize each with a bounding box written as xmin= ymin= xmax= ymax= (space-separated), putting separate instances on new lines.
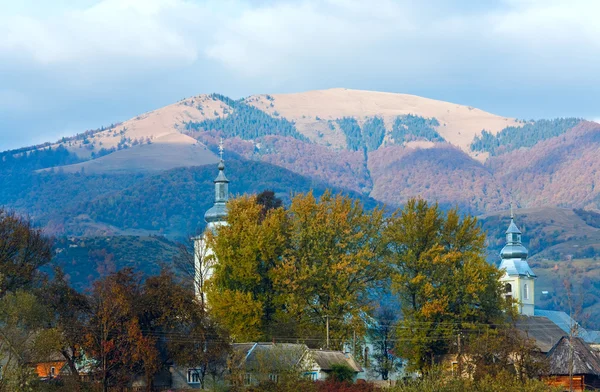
xmin=1 ymin=0 xmax=599 ymax=151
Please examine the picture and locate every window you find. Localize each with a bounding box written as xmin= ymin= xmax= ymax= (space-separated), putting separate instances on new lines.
xmin=50 ymin=367 xmax=56 ymax=377
xmin=268 ymin=373 xmax=279 ymax=383
xmin=504 ymin=283 xmax=512 ymax=293
xmin=187 ymin=368 xmax=202 ymax=384
xmin=304 ymin=372 xmax=318 ymax=381
xmin=244 ymin=373 xmax=252 ymax=386
xmin=524 ymin=284 xmax=529 ymax=300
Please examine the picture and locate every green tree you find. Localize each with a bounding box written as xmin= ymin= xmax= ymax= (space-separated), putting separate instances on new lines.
xmin=0 ymin=208 xmax=52 ymax=295
xmin=274 ymin=191 xmax=386 ymax=349
xmin=0 ymin=290 xmax=51 ymax=392
xmin=385 ymin=198 xmax=506 ymax=372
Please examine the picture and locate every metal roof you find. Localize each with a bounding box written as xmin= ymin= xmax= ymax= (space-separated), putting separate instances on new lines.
xmin=498 ymin=259 xmax=536 ymax=277
xmin=515 ymin=316 xmax=567 ymax=353
xmin=506 ymin=219 xmax=522 ymax=234
xmin=534 ymin=309 xmax=600 ymax=344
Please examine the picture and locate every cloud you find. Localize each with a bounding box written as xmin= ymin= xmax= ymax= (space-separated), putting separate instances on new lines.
xmin=1 ymin=0 xmax=600 ymax=150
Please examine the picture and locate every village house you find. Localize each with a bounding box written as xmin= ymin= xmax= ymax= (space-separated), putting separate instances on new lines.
xmin=543 ymin=337 xmax=600 ymax=392
xmin=170 ymin=342 xmax=362 ymax=389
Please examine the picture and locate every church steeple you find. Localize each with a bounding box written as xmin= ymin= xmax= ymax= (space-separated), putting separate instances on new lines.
xmin=498 ymin=205 xmax=536 ymax=316
xmin=500 ymin=207 xmax=528 ymax=260
xmin=204 ymin=140 xmax=229 ymax=228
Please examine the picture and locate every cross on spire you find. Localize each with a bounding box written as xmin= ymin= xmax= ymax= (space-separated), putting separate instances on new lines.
xmin=510 ymin=202 xmax=514 ymax=219
xmin=218 ymin=138 xmax=224 ymax=161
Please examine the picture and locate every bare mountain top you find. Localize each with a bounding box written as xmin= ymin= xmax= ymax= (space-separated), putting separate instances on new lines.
xmin=45 ymin=133 xmax=219 ymax=174
xmin=247 ymin=88 xmax=518 ymax=153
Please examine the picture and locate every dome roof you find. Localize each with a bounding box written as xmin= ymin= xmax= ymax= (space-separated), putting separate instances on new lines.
xmin=501 ymin=243 xmax=529 ymax=259
xmin=205 ymin=202 xmax=228 ymax=224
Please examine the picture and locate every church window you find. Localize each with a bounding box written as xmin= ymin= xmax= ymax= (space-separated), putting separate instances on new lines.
xmin=524 ymin=284 xmax=529 ymax=300
xmin=504 ymin=283 xmax=512 ymax=294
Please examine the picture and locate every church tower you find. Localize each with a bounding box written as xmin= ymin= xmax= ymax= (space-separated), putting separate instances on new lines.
xmin=499 ymin=208 xmax=536 ymax=316
xmin=194 ymin=142 xmax=229 ymax=301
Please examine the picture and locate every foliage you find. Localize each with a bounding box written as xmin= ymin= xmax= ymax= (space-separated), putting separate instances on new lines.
xmin=185 ymin=94 xmax=308 ymax=141
xmin=36 ymin=267 xmax=90 ymax=376
xmin=336 ymin=116 xmax=386 ymax=152
xmin=0 ymin=145 xmax=83 ymax=175
xmin=463 ymin=324 xmax=548 ymax=382
xmin=0 ymin=290 xmax=51 ymax=392
xmin=392 ymin=370 xmax=559 ymax=392
xmin=337 ymin=117 xmax=364 ymax=151
xmin=367 ymin=306 xmax=401 ymax=380
xmin=391 ymin=115 xmax=442 ymax=144
xmin=274 ymin=192 xmax=387 ymax=349
xmin=385 ymin=198 xmax=507 ymax=372
xmin=208 ymin=195 xmax=288 ymax=341
xmin=209 ymin=192 xmax=386 ymax=347
xmin=471 ymin=118 xmax=582 ymax=155
xmin=0 ymin=209 xmax=52 ymax=295
xmin=362 ymin=116 xmax=386 ymax=152
xmin=573 ymin=208 xmax=600 ymax=229
xmin=329 ymin=364 xmax=356 ymax=383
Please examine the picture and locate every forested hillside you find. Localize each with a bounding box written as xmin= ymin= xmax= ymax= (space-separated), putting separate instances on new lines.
xmin=471 ymin=118 xmax=583 ymax=155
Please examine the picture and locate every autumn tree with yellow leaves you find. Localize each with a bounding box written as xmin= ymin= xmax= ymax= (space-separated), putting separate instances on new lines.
xmin=207 ymin=191 xmax=386 ymax=348
xmin=385 ymin=198 xmax=508 ymax=373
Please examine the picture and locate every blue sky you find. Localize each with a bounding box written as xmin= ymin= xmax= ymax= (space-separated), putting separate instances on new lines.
xmin=1 ymin=0 xmax=599 ymax=150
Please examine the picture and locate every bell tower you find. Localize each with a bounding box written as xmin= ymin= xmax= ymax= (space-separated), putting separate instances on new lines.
xmin=499 ymin=206 xmax=536 ymax=316
xmin=194 ymin=140 xmax=229 ymax=302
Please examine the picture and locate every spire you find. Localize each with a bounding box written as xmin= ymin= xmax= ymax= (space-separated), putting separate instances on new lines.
xmin=500 ymin=206 xmax=528 ymax=260
xmin=204 ymin=140 xmax=229 ymax=226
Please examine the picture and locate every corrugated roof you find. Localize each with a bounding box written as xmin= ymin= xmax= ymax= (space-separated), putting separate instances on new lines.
xmin=516 ymin=316 xmax=567 ymax=353
xmin=499 ymin=259 xmax=536 ymax=277
xmin=547 ymin=337 xmax=600 ymax=376
xmin=234 ymin=343 xmax=308 ymax=371
xmin=534 ymin=309 xmax=600 ymax=344
xmin=308 ymin=350 xmax=363 ymax=373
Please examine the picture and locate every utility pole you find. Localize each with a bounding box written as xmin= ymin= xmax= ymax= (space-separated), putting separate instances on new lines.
xmin=326 ymin=315 xmax=330 ymax=349
xmin=457 ymin=331 xmax=462 ymax=377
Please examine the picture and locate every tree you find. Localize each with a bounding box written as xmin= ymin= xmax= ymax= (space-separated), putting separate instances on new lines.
xmin=368 ymin=306 xmax=401 ymax=380
xmin=207 ymin=195 xmax=288 ymax=341
xmin=0 ymin=208 xmax=52 ymax=295
xmin=142 ymin=272 xmax=230 ymax=390
xmin=0 ymin=290 xmax=50 ymax=392
xmin=273 ymin=191 xmax=386 ymax=349
xmin=208 ymin=191 xmax=387 ymax=347
xmin=83 ymin=269 xmax=158 ymax=392
xmin=173 ymin=238 xmax=216 ymax=312
xmin=256 ymin=189 xmax=283 ymax=220
xmin=385 ymin=198 xmax=506 ymax=372
xmin=37 ymin=267 xmax=90 ymax=377
xmin=328 ymin=364 xmax=356 ymax=383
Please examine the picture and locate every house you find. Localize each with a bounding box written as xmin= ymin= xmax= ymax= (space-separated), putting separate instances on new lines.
xmin=171 ymin=342 xmax=363 ymax=389
xmin=302 ymin=349 xmax=363 ymax=381
xmin=543 ymin=337 xmax=600 ymax=391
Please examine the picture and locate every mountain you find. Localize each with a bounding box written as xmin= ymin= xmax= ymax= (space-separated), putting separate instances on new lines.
xmin=2 ymin=88 xmax=598 ymax=240
xmin=3 ymin=88 xmax=600 ymax=326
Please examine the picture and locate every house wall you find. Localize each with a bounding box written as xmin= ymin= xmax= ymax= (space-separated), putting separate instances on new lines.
xmin=543 ymin=375 xmax=585 ymax=392
xmin=170 ymin=365 xmax=226 ymax=390
xmin=35 ymin=361 xmax=66 ymax=378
